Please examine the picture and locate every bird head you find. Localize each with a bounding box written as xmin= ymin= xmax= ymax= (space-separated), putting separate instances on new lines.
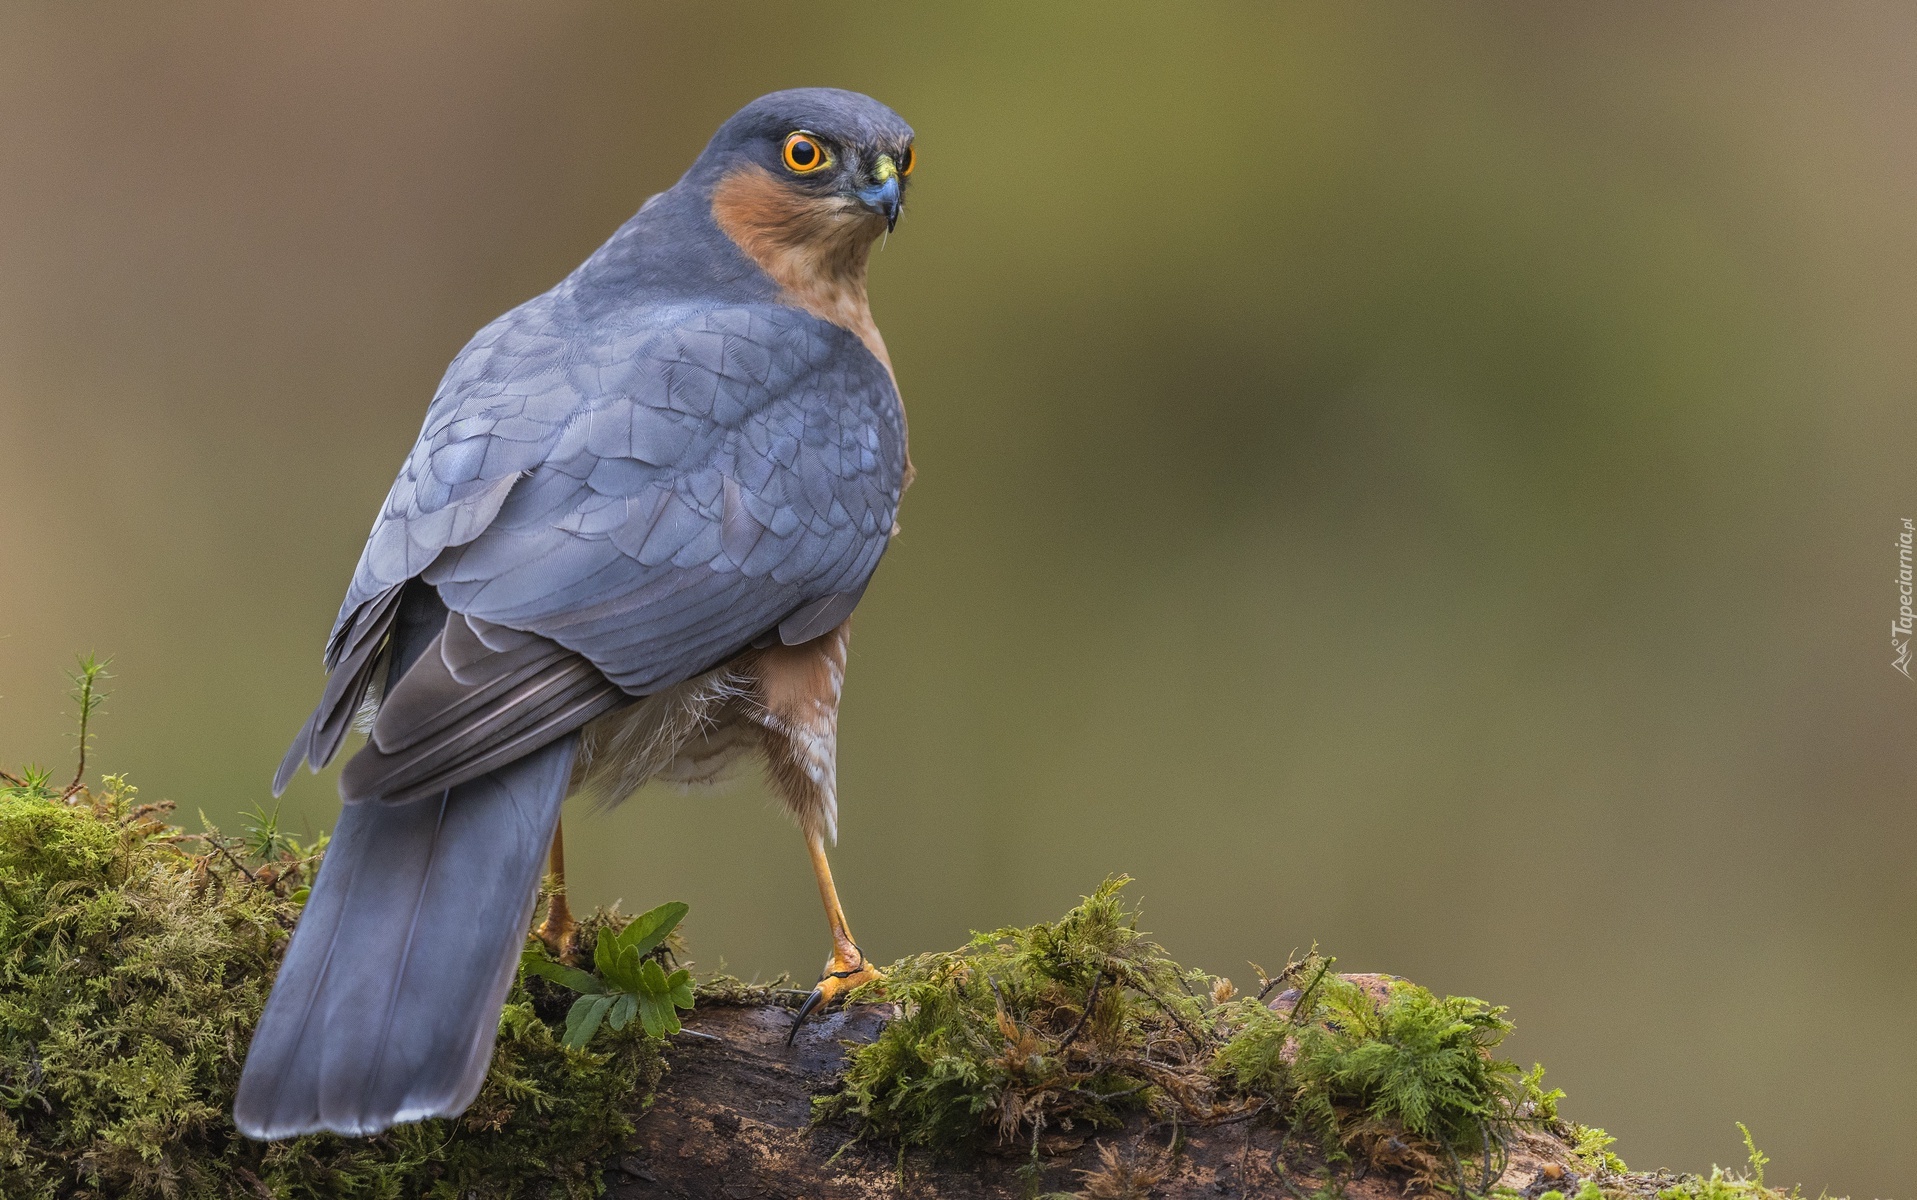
xmin=698 ymin=89 xmax=916 ymax=259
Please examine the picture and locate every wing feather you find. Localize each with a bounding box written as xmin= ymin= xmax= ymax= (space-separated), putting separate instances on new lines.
xmin=280 ymin=297 xmax=902 ymax=802
xmin=341 ymin=613 xmax=622 ymax=805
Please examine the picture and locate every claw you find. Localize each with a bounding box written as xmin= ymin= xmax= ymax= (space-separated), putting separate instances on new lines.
xmin=536 ymin=820 xmax=577 ymax=962
xmin=786 ymin=988 xmax=826 ymax=1045
xmin=535 ymin=890 xmax=577 ymax=962
xmin=536 ymin=916 xmax=576 ymax=963
xmin=785 ymin=944 xmax=882 ymax=1044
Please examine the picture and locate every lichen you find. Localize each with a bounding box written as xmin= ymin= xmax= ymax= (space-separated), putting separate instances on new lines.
xmin=0 ymin=775 xmax=662 ymax=1199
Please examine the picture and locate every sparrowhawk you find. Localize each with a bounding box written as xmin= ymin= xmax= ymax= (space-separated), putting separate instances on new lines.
xmin=234 ymin=88 xmax=915 ymax=1139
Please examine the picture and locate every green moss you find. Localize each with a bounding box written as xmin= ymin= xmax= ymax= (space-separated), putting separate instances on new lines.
xmin=0 ymin=697 xmax=1835 ymax=1198
xmin=1654 ymin=1125 xmax=1813 ymax=1200
xmin=1568 ymin=1122 xmax=1627 ymax=1175
xmin=1234 ymin=974 xmax=1535 ymax=1177
xmin=821 ymin=877 xmax=1214 ymax=1154
xmin=826 ymin=879 xmax=1566 ymax=1191
xmin=0 ymin=777 xmax=662 ymax=1199
xmin=690 ymin=971 xmax=802 ymax=1008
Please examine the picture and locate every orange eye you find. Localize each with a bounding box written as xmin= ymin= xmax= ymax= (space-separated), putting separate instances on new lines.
xmin=782 ymin=132 xmax=828 ymax=174
xmin=899 ymin=145 xmax=915 ymax=177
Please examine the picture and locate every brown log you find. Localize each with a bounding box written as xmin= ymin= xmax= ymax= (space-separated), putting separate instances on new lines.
xmin=606 ymin=1000 xmax=1591 ymax=1200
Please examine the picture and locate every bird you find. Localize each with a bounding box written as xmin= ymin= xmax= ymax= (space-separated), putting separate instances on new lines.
xmin=233 ymin=88 xmax=915 ymax=1140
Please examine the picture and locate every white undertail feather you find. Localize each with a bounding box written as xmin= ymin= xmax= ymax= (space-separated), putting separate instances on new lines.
xmin=351 ymin=670 xmax=386 ymax=735
xmin=572 ymin=666 xmax=757 ymax=808
xmin=570 ymin=632 xmax=848 ymax=844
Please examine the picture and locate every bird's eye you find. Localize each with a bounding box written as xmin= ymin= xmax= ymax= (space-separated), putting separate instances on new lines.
xmin=899 ymin=145 xmax=915 ymax=177
xmin=782 ymin=132 xmax=828 ymax=174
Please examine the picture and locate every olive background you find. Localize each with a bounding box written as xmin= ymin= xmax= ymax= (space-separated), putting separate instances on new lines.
xmin=2 ymin=3 xmax=1912 ymax=1189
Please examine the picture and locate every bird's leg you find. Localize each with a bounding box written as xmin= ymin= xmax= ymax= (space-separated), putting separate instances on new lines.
xmin=743 ymin=622 xmax=879 ymax=1040
xmin=535 ymin=818 xmax=577 ymax=961
xmin=787 ymin=830 xmax=882 ymax=1042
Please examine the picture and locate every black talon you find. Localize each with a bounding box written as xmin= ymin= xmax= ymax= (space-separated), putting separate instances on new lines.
xmin=785 ymin=946 xmax=870 ymax=1045
xmin=786 ymin=987 xmax=826 ymax=1045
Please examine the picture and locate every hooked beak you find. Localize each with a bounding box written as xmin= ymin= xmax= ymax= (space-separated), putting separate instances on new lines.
xmin=855 ymin=154 xmax=904 ymax=232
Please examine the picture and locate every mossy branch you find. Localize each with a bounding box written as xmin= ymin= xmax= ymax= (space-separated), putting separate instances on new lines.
xmin=0 ymin=774 xmax=672 ymax=1199
xmin=0 ymin=668 xmax=1848 ymax=1199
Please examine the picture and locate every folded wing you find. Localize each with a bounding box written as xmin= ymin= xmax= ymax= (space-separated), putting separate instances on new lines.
xmin=276 ymin=299 xmax=905 ymax=801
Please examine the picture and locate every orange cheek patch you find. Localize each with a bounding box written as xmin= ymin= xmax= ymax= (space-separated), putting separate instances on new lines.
xmin=710 ymin=164 xmax=848 ymax=257
xmin=709 ymin=164 xmax=893 ymax=374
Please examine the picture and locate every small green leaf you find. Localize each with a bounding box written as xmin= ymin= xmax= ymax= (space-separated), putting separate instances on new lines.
xmin=637 ymin=956 xmax=671 ymax=996
xmin=593 ymin=927 xmax=620 ymax=978
xmin=521 ymin=950 xmax=605 ymax=995
xmin=617 ymin=945 xmax=649 ymax=990
xmin=289 ymin=887 xmax=310 ymax=905
xmin=667 ymin=967 xmax=695 ymax=1011
xmin=637 ymin=991 xmax=681 ymax=1037
xmin=636 ymin=995 xmax=664 ymax=1038
xmin=614 ymin=901 xmax=688 ymax=959
xmin=563 ymin=994 xmax=614 ymax=1049
xmin=609 ymin=993 xmax=637 ymax=1031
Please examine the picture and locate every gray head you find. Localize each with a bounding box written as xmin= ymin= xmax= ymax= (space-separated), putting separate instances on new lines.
xmin=566 ymin=89 xmax=917 ymax=315
xmin=690 ymin=88 xmax=916 ymax=232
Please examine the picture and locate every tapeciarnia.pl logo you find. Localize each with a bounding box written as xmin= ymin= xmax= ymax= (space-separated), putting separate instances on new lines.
xmin=1896 ymin=518 xmax=1914 ymax=678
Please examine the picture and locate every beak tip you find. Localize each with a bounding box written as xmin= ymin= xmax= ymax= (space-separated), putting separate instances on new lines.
xmin=856 ymin=176 xmax=904 ymax=233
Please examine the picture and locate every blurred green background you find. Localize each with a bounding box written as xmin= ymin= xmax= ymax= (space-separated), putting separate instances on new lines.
xmin=2 ymin=2 xmax=1912 ymax=1188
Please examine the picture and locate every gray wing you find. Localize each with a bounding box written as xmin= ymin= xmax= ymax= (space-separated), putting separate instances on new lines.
xmin=277 ymin=300 xmax=905 ymax=802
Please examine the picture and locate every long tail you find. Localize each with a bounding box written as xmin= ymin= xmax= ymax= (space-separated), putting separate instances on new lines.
xmin=232 ymin=734 xmax=572 ymax=1139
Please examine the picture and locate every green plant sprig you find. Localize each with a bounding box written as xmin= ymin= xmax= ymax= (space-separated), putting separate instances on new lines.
xmin=63 ymin=653 xmax=111 ymax=798
xmin=523 ymin=901 xmax=696 ymax=1047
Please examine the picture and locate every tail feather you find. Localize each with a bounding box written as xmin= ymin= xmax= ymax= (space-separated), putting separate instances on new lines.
xmin=233 ymin=734 xmax=572 ymax=1139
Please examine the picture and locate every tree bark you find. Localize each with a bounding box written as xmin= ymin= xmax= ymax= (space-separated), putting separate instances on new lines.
xmin=604 ymin=1001 xmax=1597 ymax=1200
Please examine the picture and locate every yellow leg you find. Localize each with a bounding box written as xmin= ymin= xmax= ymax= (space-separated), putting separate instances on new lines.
xmin=535 ymin=818 xmax=577 ymax=961
xmin=788 ymin=831 xmax=882 ymax=1042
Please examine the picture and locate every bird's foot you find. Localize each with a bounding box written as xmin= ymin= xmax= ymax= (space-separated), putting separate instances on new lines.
xmin=536 ymin=896 xmax=579 ymax=964
xmin=786 ymin=945 xmax=882 ymax=1044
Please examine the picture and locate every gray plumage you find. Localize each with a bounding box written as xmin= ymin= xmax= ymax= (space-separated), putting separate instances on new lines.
xmin=238 ymin=88 xmax=912 ymax=1140
xmin=237 ymin=586 xmax=576 ymax=1137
